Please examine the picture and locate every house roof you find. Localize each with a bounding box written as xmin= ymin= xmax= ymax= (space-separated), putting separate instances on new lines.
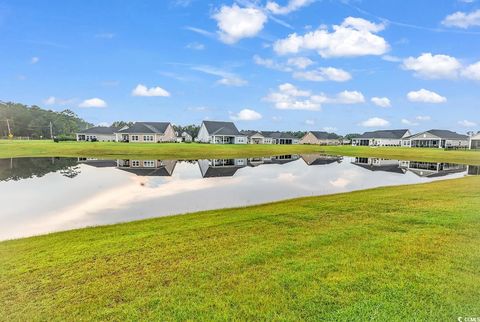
xmin=355 ymin=129 xmax=409 ymax=139
xmin=203 ymin=121 xmax=242 ymax=136
xmin=261 ymin=131 xmax=296 ymax=139
xmin=241 ymin=130 xmax=264 ymax=138
xmin=117 ymin=122 xmax=171 ymax=134
xmin=78 ymin=126 xmax=117 ymax=135
xmin=308 ymin=131 xmax=340 ymax=140
xmin=406 ymin=129 xmax=469 ymax=140
xmin=118 ymin=167 xmax=173 ymax=176
xmin=471 ymin=133 xmax=480 ymax=140
xmin=353 ymin=163 xmax=406 ymax=174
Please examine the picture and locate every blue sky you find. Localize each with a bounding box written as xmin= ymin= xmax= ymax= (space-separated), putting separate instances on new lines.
xmin=1 ymin=0 xmax=479 ymax=134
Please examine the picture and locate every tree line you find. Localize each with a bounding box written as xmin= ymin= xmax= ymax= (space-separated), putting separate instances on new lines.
xmin=0 ymin=101 xmax=92 ymax=139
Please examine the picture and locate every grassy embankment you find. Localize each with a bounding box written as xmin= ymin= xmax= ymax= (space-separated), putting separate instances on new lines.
xmin=1 ymin=176 xmax=480 ymax=320
xmin=1 ymin=140 xmax=480 ymax=165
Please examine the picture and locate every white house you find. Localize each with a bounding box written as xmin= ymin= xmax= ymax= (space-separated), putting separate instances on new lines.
xmin=76 ymin=126 xmax=117 ymax=142
xmin=115 ymin=122 xmax=176 ymax=143
xmin=352 ymin=129 xmax=411 ymax=146
xmin=299 ymin=131 xmax=341 ymax=145
xmin=196 ymin=121 xmax=247 ymax=144
xmin=470 ymin=133 xmax=480 ymax=149
xmin=403 ymin=130 xmax=469 ymax=148
xmin=261 ymin=131 xmax=299 ymax=144
xmin=241 ymin=131 xmax=266 ymax=144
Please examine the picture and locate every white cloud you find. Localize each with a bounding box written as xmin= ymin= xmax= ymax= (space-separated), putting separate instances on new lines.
xmin=371 ymin=97 xmax=391 ymax=107
xmin=43 ymin=96 xmax=74 ymax=106
xmin=230 ymin=108 xmax=262 ymax=121
xmin=287 ymin=57 xmax=314 ymax=69
xmin=416 ymin=115 xmax=431 ymax=121
xmin=323 ymin=126 xmax=337 ymax=132
xmin=461 ymin=61 xmax=480 ymax=80
xmin=264 ymin=83 xmax=364 ymax=110
xmin=274 ymin=17 xmax=389 ymax=58
xmin=30 ymin=57 xmax=39 ymax=64
xmin=293 ymin=67 xmax=352 ymax=82
xmin=360 ymin=117 xmax=390 ymax=127
xmin=217 ymin=77 xmax=248 ymax=86
xmin=382 ymin=55 xmax=402 ymax=62
xmin=186 ymin=42 xmax=205 ymax=50
xmin=442 ymin=9 xmax=480 ymax=28
xmin=407 ymin=89 xmax=447 ymax=103
xmin=132 ymin=84 xmax=170 ymax=97
xmin=266 ymin=0 xmax=313 ymax=15
xmin=185 ymin=26 xmax=216 ymax=38
xmin=79 ymin=98 xmax=107 ymax=108
xmin=402 ymin=53 xmax=462 ymax=79
xmin=192 ymin=65 xmax=247 ymax=87
xmin=401 ymin=118 xmax=419 ymax=126
xmin=253 ymin=55 xmax=292 ymax=72
xmin=304 ymin=119 xmax=315 ymax=125
xmin=458 ymin=119 xmax=477 ymax=127
xmin=213 ymin=4 xmax=267 ymax=44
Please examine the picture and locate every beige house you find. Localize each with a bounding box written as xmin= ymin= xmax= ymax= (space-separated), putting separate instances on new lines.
xmin=300 ymin=131 xmax=341 ymax=145
xmin=470 ymin=133 xmax=480 ymax=149
xmin=115 ymin=122 xmax=176 ymax=143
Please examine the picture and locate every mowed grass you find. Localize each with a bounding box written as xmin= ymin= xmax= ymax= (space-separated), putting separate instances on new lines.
xmin=1 ymin=140 xmax=480 ymax=165
xmin=1 ymin=176 xmax=479 ymax=320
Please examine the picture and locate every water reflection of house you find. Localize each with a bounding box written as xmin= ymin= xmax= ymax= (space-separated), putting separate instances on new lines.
xmin=247 ymin=155 xmax=300 ymax=167
xmin=77 ymin=158 xmax=118 ymax=168
xmin=116 ymin=159 xmax=177 ymax=176
xmin=301 ymin=154 xmax=343 ymax=166
xmin=401 ymin=161 xmax=467 ymax=177
xmin=198 ymin=159 xmax=247 ymax=177
xmin=468 ymin=165 xmax=480 ymax=175
xmin=352 ymin=157 xmax=405 ymax=174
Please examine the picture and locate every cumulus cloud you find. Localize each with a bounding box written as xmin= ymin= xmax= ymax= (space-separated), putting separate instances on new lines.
xmin=401 ymin=118 xmax=419 ymax=126
xmin=458 ymin=119 xmax=477 ymax=127
xmin=266 ymin=0 xmax=314 ymax=15
xmin=371 ymin=97 xmax=391 ymax=107
xmin=293 ymin=67 xmax=352 ymax=82
xmin=213 ymin=4 xmax=267 ymax=44
xmin=132 ymin=84 xmax=170 ymax=97
xmin=43 ymin=96 xmax=74 ymax=106
xmin=402 ymin=53 xmax=462 ymax=79
xmin=442 ymin=9 xmax=480 ymax=28
xmin=286 ymin=57 xmax=314 ymax=69
xmin=360 ymin=117 xmax=390 ymax=127
xmin=79 ymin=98 xmax=107 ymax=108
xmin=264 ymin=83 xmax=364 ymax=111
xmin=407 ymin=89 xmax=447 ymax=103
xmin=230 ymin=108 xmax=262 ymax=121
xmin=253 ymin=55 xmax=292 ymax=72
xmin=461 ymin=61 xmax=480 ymax=80
xmin=274 ymin=17 xmax=389 ymax=58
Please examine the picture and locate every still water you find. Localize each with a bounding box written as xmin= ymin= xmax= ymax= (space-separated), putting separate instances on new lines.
xmin=0 ymin=155 xmax=478 ymax=240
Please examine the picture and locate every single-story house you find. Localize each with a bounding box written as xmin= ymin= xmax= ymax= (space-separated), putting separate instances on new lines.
xmin=470 ymin=133 xmax=480 ymax=149
xmin=76 ymin=126 xmax=117 ymax=142
xmin=299 ymin=131 xmax=341 ymax=145
xmin=352 ymin=129 xmax=411 ymax=146
xmin=241 ymin=131 xmax=266 ymax=144
xmin=261 ymin=131 xmax=299 ymax=144
xmin=196 ymin=121 xmax=247 ymax=144
xmin=115 ymin=122 xmax=176 ymax=143
xmin=181 ymin=131 xmax=193 ymax=143
xmin=403 ymin=129 xmax=469 ymax=148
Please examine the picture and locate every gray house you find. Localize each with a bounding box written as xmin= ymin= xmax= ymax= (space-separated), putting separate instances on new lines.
xmin=115 ymin=122 xmax=176 ymax=143
xmin=76 ymin=126 xmax=117 ymax=142
xmin=196 ymin=121 xmax=247 ymax=144
xmin=352 ymin=129 xmax=411 ymax=146
xmin=403 ymin=130 xmax=469 ymax=148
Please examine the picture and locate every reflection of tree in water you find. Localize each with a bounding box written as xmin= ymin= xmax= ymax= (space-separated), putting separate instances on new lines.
xmin=0 ymin=157 xmax=80 ymax=181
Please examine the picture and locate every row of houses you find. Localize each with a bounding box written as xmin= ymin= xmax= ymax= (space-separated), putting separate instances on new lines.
xmin=76 ymin=120 xmax=480 ymax=149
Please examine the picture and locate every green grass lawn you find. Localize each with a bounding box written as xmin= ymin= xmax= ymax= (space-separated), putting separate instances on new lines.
xmin=1 ymin=176 xmax=479 ymax=320
xmin=1 ymin=140 xmax=480 ymax=165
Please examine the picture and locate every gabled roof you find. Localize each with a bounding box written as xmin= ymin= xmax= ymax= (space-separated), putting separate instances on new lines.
xmin=406 ymin=129 xmax=469 ymax=140
xmin=261 ymin=131 xmax=296 ymax=139
xmin=308 ymin=131 xmax=340 ymax=140
xmin=471 ymin=133 xmax=480 ymax=140
xmin=202 ymin=121 xmax=243 ymax=136
xmin=241 ymin=130 xmax=264 ymax=138
xmin=118 ymin=167 xmax=173 ymax=176
xmin=117 ymin=122 xmax=171 ymax=134
xmin=78 ymin=126 xmax=117 ymax=135
xmin=355 ymin=129 xmax=409 ymax=139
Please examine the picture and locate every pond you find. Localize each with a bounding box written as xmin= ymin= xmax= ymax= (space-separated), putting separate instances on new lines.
xmin=0 ymin=155 xmax=478 ymax=240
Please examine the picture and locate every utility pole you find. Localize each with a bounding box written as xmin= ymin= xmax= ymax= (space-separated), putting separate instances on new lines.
xmin=49 ymin=121 xmax=54 ymax=140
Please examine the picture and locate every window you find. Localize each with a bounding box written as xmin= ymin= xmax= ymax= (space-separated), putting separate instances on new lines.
xmin=131 ymin=160 xmax=140 ymax=167
xmin=143 ymin=160 xmax=155 ymax=167
xmin=131 ymin=135 xmax=139 ymax=141
xmin=143 ymin=135 xmax=154 ymax=142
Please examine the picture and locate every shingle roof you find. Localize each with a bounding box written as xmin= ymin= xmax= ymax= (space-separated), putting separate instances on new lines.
xmin=356 ymin=129 xmax=409 ymax=139
xmin=241 ymin=130 xmax=264 ymax=137
xmin=309 ymin=131 xmax=340 ymax=140
xmin=78 ymin=126 xmax=117 ymax=135
xmin=117 ymin=122 xmax=171 ymax=134
xmin=261 ymin=131 xmax=296 ymax=139
xmin=203 ymin=121 xmax=242 ymax=136
xmin=412 ymin=129 xmax=468 ymax=140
